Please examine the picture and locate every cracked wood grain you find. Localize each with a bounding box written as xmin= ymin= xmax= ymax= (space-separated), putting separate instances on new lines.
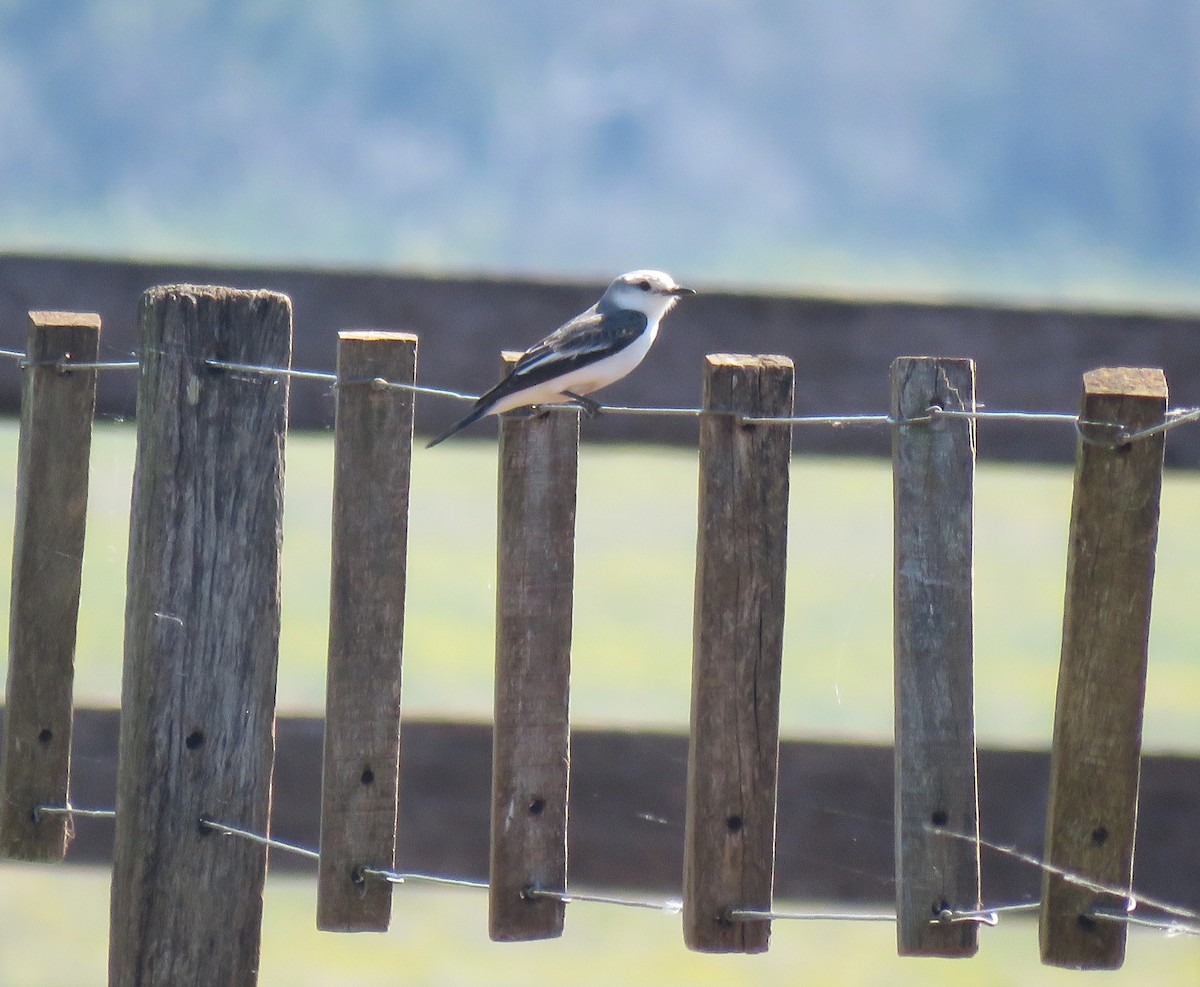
xmin=317 ymin=331 xmax=416 ymax=932
xmin=1040 ymin=367 xmax=1166 ymax=971
xmin=891 ymin=356 xmax=980 ymax=957
xmin=684 ymin=354 xmax=794 ymax=953
xmin=0 ymin=311 xmax=100 ymax=861
xmin=489 ymin=352 xmax=579 ymax=942
xmin=109 ymin=285 xmax=291 ymax=987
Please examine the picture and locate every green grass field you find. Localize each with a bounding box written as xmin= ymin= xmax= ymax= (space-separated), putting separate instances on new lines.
xmin=1 ymin=864 xmax=1198 ymax=987
xmin=1 ymin=423 xmax=1198 ymax=984
xmin=28 ymin=422 xmax=1200 ymax=748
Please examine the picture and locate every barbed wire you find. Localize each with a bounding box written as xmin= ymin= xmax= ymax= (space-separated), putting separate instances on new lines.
xmin=0 ymin=347 xmax=1194 ymax=448
xmin=20 ymin=802 xmax=1200 ymax=936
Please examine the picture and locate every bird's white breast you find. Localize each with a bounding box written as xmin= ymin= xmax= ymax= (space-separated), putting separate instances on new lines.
xmin=488 ymin=318 xmax=661 ymax=415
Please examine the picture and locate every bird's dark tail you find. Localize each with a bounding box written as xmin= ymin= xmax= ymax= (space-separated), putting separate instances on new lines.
xmin=425 ymin=402 xmax=491 ymax=448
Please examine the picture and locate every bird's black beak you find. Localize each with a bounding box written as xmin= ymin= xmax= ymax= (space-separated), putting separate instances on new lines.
xmin=670 ymin=286 xmax=696 ymax=297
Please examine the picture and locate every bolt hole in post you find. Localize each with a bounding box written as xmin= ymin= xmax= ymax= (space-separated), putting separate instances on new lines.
xmin=37 ymin=728 xmax=53 ymax=745
xmin=1091 ymin=825 xmax=1109 ymax=845
xmin=1077 ymin=913 xmax=1099 ymax=932
xmin=184 ymin=729 xmax=205 ymax=750
xmin=360 ymin=767 xmax=374 ymax=786
xmin=930 ymin=809 xmax=949 ymax=827
xmin=527 ymin=797 xmax=546 ymax=816
xmin=725 ymin=815 xmax=744 ymax=834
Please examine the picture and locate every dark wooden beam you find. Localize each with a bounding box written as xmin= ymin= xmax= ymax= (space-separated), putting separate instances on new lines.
xmin=5 ymin=253 xmax=1200 ymax=466
xmin=14 ymin=707 xmax=1199 ymax=916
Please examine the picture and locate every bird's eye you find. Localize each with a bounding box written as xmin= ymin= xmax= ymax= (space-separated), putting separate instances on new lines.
xmin=636 ymin=279 xmax=651 ymax=291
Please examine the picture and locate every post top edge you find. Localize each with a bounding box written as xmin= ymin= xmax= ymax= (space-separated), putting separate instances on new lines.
xmin=890 ymin=355 xmax=976 ymax=367
xmin=338 ymin=330 xmax=418 ymax=343
xmin=28 ymin=311 xmax=101 ymax=329
xmin=705 ymin=353 xmax=794 ymax=369
xmin=142 ymin=284 xmax=292 ymax=307
xmin=1083 ymin=366 xmax=1168 ymax=398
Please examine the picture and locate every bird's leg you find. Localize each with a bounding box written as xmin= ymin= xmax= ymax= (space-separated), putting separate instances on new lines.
xmin=562 ymin=391 xmax=604 ymax=417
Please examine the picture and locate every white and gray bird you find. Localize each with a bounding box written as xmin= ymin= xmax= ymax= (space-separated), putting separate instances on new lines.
xmin=426 ymin=270 xmax=694 ymax=447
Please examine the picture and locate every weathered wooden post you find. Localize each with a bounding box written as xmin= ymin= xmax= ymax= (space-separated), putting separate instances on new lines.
xmin=109 ymin=285 xmax=291 ymax=987
xmin=0 ymin=311 xmax=101 ymax=861
xmin=891 ymin=356 xmax=981 ymax=957
xmin=318 ymin=331 xmax=417 ymax=932
xmin=489 ymin=353 xmax=580 ymax=941
xmin=1040 ymin=367 xmax=1167 ymax=970
xmin=683 ymin=353 xmax=794 ymax=953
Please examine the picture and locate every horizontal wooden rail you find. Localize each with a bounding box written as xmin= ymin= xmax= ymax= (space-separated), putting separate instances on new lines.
xmin=10 ymin=707 xmax=1199 ymax=915
xmin=5 ymin=253 xmax=1200 ymax=466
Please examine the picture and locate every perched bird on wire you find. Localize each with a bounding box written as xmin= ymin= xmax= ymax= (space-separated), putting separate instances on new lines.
xmin=426 ymin=270 xmax=694 ymax=447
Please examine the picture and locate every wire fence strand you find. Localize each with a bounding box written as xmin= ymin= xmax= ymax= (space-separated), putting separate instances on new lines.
xmin=32 ymin=803 xmax=117 ymax=821
xmin=198 ymin=818 xmax=321 ymax=862
xmin=3 ymin=339 xmax=1199 ymax=946
xmin=726 ymin=907 xmax=896 ymax=923
xmin=523 ymin=886 xmax=683 ymax=913
xmin=360 ymin=866 xmax=490 ymax=892
xmin=16 ymin=804 xmax=1200 ymax=936
xmin=21 ymin=359 xmax=141 ymax=372
xmin=932 ymin=825 xmax=1200 ymax=927
xmin=0 ymin=349 xmax=1193 ymax=447
xmin=194 ymin=357 xmax=1200 ymax=446
xmin=1091 ymin=906 xmax=1200 ymax=937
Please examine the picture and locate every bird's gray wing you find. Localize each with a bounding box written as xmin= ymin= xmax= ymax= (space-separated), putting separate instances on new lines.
xmin=505 ymin=307 xmax=648 ymax=387
xmin=429 ymin=308 xmax=649 ymax=445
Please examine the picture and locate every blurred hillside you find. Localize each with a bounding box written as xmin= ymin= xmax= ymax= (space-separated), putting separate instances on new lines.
xmin=1 ymin=0 xmax=1198 ymax=304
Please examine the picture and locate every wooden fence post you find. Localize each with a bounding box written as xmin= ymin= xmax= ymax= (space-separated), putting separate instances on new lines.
xmin=317 ymin=331 xmax=417 ymax=932
xmin=0 ymin=312 xmax=100 ymax=861
xmin=890 ymin=356 xmax=981 ymax=957
xmin=489 ymin=353 xmax=579 ymax=941
xmin=109 ymin=285 xmax=292 ymax=987
xmin=683 ymin=353 xmax=794 ymax=953
xmin=1039 ymin=367 xmax=1167 ymax=970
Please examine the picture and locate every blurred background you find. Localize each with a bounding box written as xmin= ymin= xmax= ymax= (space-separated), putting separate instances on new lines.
xmin=2 ymin=0 xmax=1199 ymax=306
xmin=1 ymin=2 xmax=1199 ymax=985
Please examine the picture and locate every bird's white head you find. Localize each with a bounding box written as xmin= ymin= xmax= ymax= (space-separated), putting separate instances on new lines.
xmin=600 ymin=270 xmax=695 ymax=321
